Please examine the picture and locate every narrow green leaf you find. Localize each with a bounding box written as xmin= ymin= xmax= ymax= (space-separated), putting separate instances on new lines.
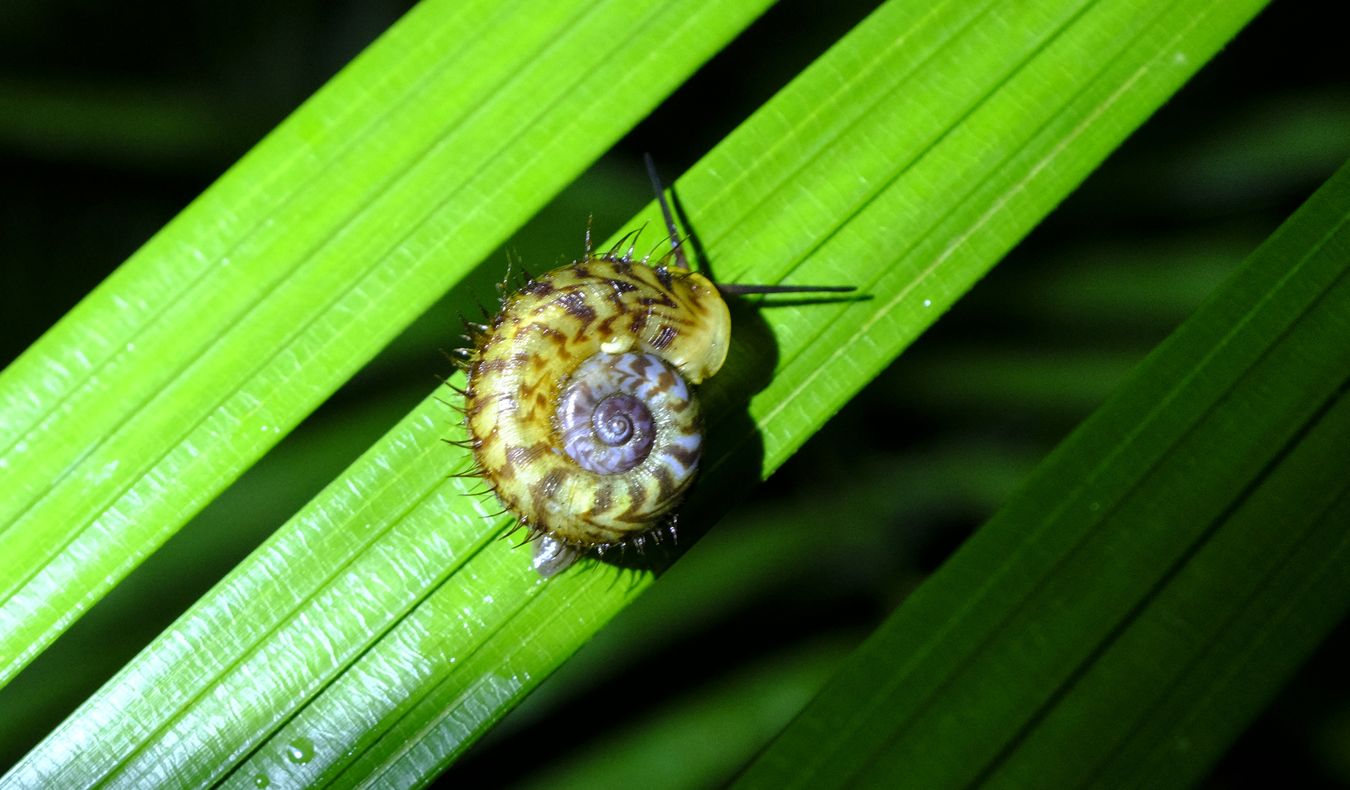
xmin=735 ymin=161 xmax=1350 ymax=787
xmin=3 ymin=0 xmax=1268 ymax=786
xmin=516 ymin=639 xmax=850 ymax=790
xmin=0 ymin=0 xmax=774 ymax=688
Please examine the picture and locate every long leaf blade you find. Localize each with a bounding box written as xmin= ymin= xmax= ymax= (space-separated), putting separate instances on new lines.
xmin=734 ymin=161 xmax=1350 ymax=788
xmin=0 ymin=0 xmax=774 ymax=688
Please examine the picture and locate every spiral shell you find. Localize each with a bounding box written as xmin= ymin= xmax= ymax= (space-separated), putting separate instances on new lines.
xmin=463 ymin=254 xmax=731 ymax=559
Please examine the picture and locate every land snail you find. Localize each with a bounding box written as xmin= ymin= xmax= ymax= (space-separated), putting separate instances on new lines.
xmin=451 ymin=156 xmax=853 ymax=577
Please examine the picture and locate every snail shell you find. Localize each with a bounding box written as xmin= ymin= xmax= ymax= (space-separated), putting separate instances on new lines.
xmin=463 ymin=254 xmax=732 ymax=566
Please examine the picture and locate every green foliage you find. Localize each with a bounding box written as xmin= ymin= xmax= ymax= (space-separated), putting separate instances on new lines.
xmin=0 ymin=0 xmax=775 ymax=689
xmin=5 ymin=0 xmax=1346 ymax=787
xmin=736 ymin=160 xmax=1350 ymax=789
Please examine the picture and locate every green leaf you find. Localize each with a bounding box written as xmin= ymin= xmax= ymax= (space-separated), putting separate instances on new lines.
xmin=734 ymin=161 xmax=1350 ymax=788
xmin=0 ymin=0 xmax=775 ymax=689
xmin=2 ymin=0 xmax=1271 ymax=786
xmin=515 ymin=638 xmax=851 ymax=790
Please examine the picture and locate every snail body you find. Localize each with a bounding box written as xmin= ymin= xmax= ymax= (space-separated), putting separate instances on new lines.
xmin=464 ymin=254 xmax=730 ymax=561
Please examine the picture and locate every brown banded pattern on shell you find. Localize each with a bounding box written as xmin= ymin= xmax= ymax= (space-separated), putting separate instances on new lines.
xmin=464 ymin=255 xmax=732 ymax=549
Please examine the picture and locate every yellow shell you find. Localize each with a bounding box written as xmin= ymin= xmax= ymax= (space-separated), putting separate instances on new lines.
xmin=464 ymin=254 xmax=731 ymax=553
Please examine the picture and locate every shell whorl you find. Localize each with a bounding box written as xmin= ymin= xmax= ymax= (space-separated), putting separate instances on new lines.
xmin=465 ymin=256 xmax=730 ymax=549
xmin=558 ymin=352 xmax=691 ymax=476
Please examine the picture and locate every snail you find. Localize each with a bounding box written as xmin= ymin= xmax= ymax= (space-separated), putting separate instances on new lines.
xmin=451 ymin=156 xmax=851 ymax=576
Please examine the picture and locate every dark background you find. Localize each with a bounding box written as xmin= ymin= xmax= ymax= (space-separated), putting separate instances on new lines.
xmin=1 ymin=1 xmax=1347 ymax=785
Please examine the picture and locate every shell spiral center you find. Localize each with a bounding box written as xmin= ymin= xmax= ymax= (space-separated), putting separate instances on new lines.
xmin=591 ymin=394 xmax=646 ymax=447
xmin=557 ymin=353 xmax=674 ymax=475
